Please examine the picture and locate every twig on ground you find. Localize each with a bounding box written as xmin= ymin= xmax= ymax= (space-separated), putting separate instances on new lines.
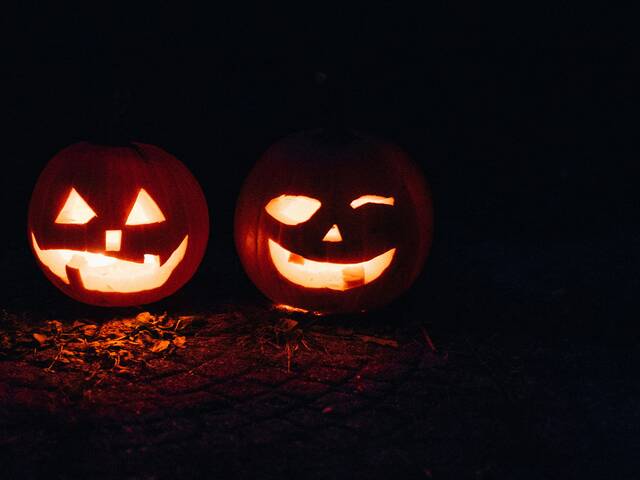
xmin=421 ymin=326 xmax=437 ymax=352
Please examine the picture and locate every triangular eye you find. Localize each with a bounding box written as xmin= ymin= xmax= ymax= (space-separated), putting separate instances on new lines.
xmin=55 ymin=188 xmax=97 ymax=224
xmin=125 ymin=189 xmax=166 ymax=225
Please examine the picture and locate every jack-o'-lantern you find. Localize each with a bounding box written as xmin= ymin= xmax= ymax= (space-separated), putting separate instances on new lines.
xmin=28 ymin=142 xmax=209 ymax=306
xmin=234 ymin=129 xmax=433 ymax=314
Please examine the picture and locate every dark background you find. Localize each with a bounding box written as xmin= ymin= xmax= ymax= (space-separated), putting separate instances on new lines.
xmin=0 ymin=5 xmax=637 ymax=322
xmin=0 ymin=4 xmax=638 ymax=478
xmin=1 ymin=5 xmax=636 ymax=327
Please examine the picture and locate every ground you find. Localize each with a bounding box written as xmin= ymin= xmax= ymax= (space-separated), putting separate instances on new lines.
xmin=0 ymin=235 xmax=637 ymax=479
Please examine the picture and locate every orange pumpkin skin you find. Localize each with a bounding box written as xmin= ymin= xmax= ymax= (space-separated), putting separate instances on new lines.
xmin=28 ymin=142 xmax=209 ymax=306
xmin=234 ymin=129 xmax=433 ymax=314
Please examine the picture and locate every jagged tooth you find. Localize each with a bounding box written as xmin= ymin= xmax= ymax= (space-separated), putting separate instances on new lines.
xmin=342 ymin=265 xmax=365 ymax=288
xmin=65 ymin=264 xmax=85 ymax=290
xmin=288 ymin=252 xmax=305 ymax=265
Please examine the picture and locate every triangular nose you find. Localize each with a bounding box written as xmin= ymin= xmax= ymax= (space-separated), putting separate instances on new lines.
xmin=322 ymin=224 xmax=343 ymax=242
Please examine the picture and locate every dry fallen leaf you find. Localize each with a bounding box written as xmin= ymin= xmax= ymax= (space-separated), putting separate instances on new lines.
xmin=33 ymin=333 xmax=49 ymax=345
xmin=47 ymin=320 xmax=63 ymax=333
xmin=136 ymin=332 xmax=155 ymax=347
xmin=173 ymin=336 xmax=186 ymax=348
xmin=82 ymin=325 xmax=98 ymax=337
xmin=135 ymin=312 xmax=154 ymax=323
xmin=71 ymin=320 xmax=86 ymax=329
xmin=119 ymin=350 xmax=133 ymax=362
xmin=150 ymin=339 xmax=170 ymax=353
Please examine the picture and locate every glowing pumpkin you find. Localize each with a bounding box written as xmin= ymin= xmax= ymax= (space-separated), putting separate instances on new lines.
xmin=234 ymin=129 xmax=433 ymax=313
xmin=28 ymin=142 xmax=209 ymax=306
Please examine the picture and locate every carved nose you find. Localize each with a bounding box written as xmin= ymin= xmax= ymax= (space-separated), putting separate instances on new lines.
xmin=322 ymin=224 xmax=342 ymax=242
xmin=105 ymin=230 xmax=122 ymax=251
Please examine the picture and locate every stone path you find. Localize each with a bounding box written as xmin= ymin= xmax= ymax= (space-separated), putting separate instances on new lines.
xmin=0 ymin=304 xmax=636 ymax=479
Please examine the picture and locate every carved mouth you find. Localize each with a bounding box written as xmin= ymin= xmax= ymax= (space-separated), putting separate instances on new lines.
xmin=31 ymin=233 xmax=188 ymax=293
xmin=268 ymin=239 xmax=395 ymax=291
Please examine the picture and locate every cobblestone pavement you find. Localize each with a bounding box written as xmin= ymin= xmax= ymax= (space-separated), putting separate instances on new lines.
xmin=1 ymin=232 xmax=638 ymax=479
xmin=0 ymin=301 xmax=635 ymax=479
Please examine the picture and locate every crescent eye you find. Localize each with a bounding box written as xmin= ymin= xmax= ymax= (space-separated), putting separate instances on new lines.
xmin=350 ymin=195 xmax=395 ymax=209
xmin=265 ymin=195 xmax=321 ymax=225
xmin=55 ymin=188 xmax=97 ymax=224
xmin=125 ymin=189 xmax=166 ymax=225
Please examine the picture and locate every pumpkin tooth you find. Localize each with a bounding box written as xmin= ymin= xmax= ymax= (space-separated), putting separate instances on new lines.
xmin=342 ymin=265 xmax=365 ymax=288
xmin=65 ymin=264 xmax=85 ymax=289
xmin=144 ymin=254 xmax=160 ymax=266
xmin=288 ymin=252 xmax=305 ymax=265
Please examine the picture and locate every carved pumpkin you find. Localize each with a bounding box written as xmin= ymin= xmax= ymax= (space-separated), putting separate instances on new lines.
xmin=234 ymin=129 xmax=433 ymax=313
xmin=28 ymin=142 xmax=209 ymax=306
